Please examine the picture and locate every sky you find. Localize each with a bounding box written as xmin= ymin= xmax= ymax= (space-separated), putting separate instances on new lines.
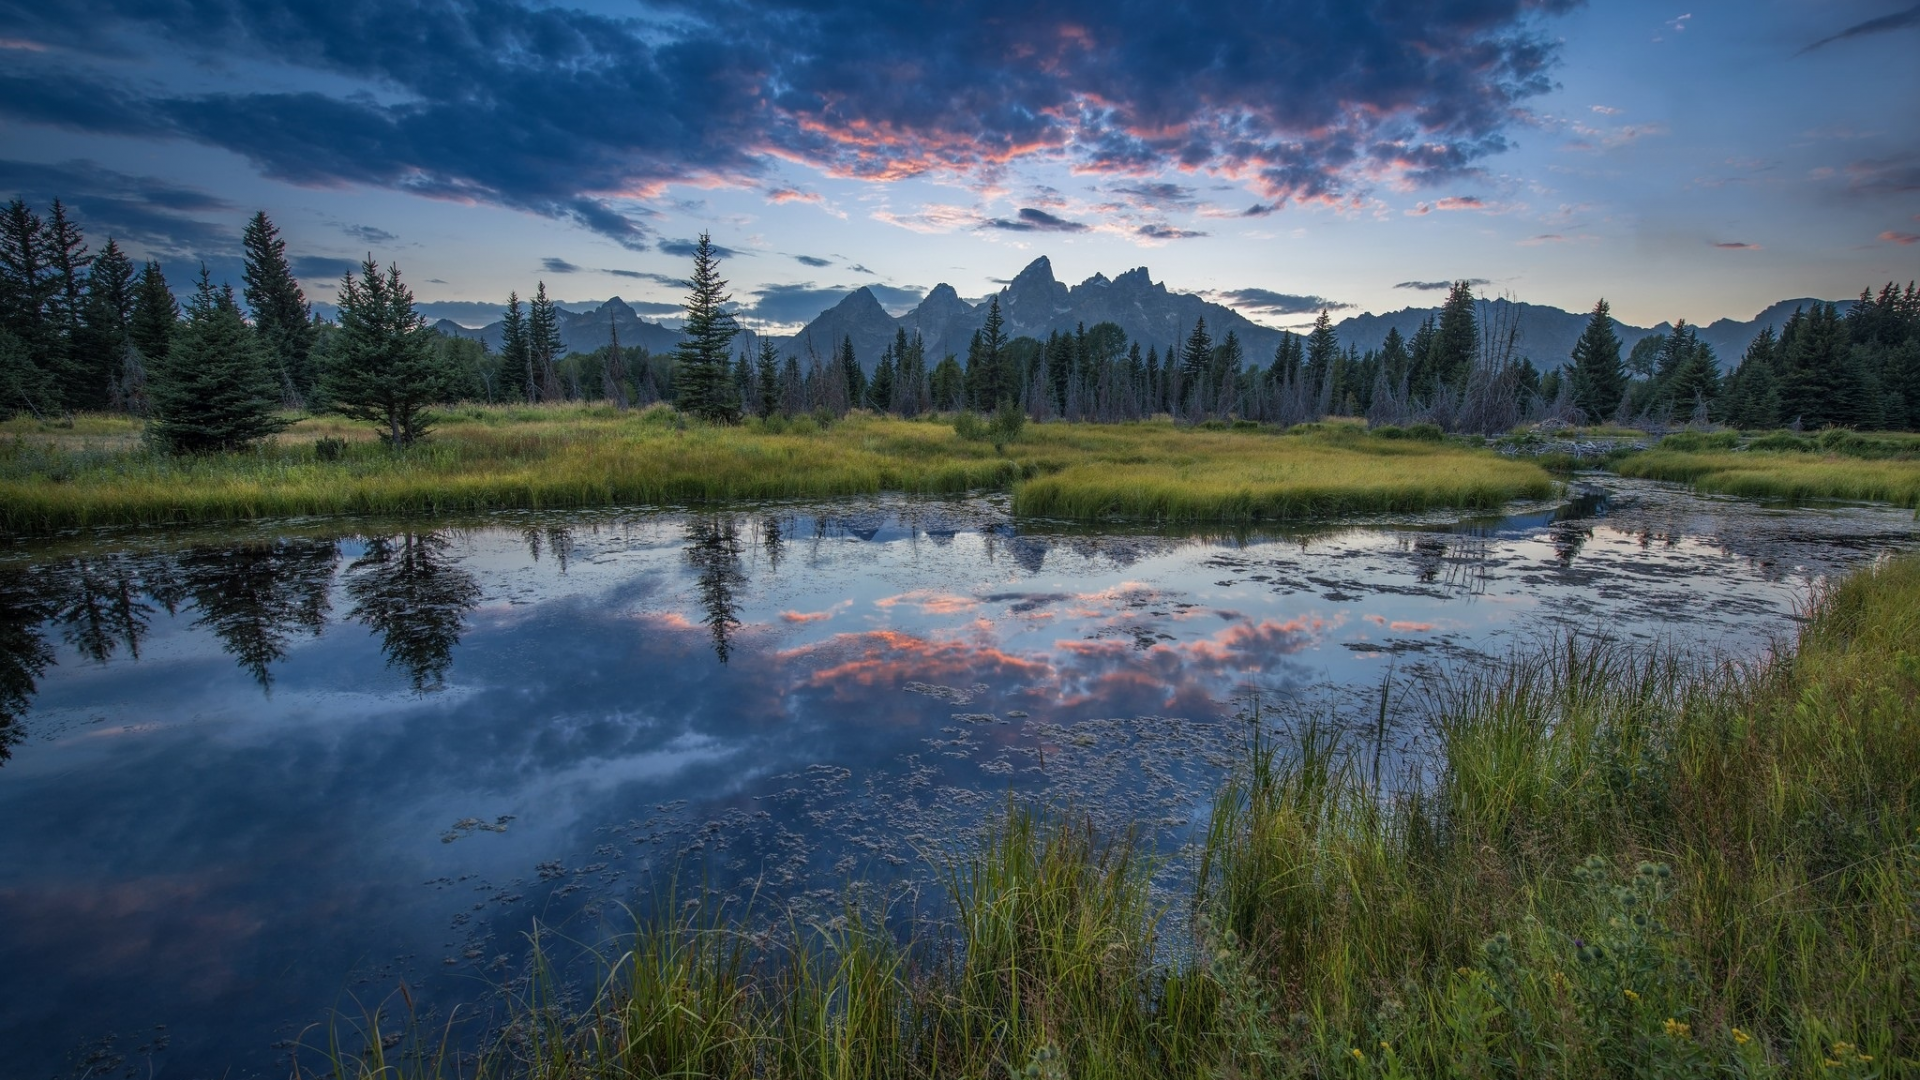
xmin=2 ymin=0 xmax=1916 ymax=334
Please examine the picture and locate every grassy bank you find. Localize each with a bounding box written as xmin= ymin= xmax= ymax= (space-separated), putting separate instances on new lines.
xmin=319 ymin=553 xmax=1919 ymax=1079
xmin=1613 ymin=430 xmax=1920 ymax=511
xmin=0 ymin=406 xmax=1551 ymax=533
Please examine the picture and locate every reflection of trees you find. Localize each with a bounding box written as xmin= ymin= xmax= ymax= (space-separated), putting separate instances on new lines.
xmin=522 ymin=524 xmax=575 ymax=573
xmin=762 ymin=516 xmax=784 ymax=574
xmin=166 ymin=540 xmax=339 ymax=688
xmin=0 ymin=572 xmax=55 ymax=764
xmin=52 ymin=554 xmax=160 ymax=664
xmin=686 ymin=516 xmax=746 ymax=663
xmin=345 ymin=532 xmax=482 ymax=691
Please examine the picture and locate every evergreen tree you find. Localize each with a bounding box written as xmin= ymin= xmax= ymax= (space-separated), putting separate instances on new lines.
xmin=1303 ymin=310 xmax=1338 ymax=400
xmin=930 ymin=354 xmax=964 ymax=411
xmin=125 ymin=261 xmax=175 ymax=414
xmin=672 ymin=233 xmax=741 ymax=423
xmin=1178 ymin=317 xmax=1212 ymax=409
xmin=0 ymin=199 xmax=56 ymax=399
xmin=601 ymin=314 xmax=629 ymax=408
xmin=42 ymin=200 xmax=90 ymax=403
xmin=1378 ymin=327 xmax=1410 ymax=391
xmin=836 ymin=335 xmax=865 ymax=410
xmin=321 ymin=257 xmax=446 ymax=447
xmin=1406 ymin=316 xmax=1439 ymax=403
xmin=1567 ymin=298 xmax=1626 ymax=422
xmin=500 ymin=292 xmax=531 ymax=402
xmin=528 ymin=282 xmax=565 ymax=402
xmin=869 ymin=340 xmax=896 ymax=412
xmin=978 ymin=296 xmax=1010 ymax=408
xmin=755 ymin=339 xmax=781 ymax=419
xmin=74 ymin=238 xmax=135 ymax=412
xmin=1654 ymin=321 xmax=1718 ymax=419
xmin=241 ymin=212 xmax=319 ymax=407
xmin=148 ymin=268 xmax=288 ymax=452
xmin=1723 ymin=327 xmax=1780 ymax=429
xmin=1430 ymin=281 xmax=1479 ymax=391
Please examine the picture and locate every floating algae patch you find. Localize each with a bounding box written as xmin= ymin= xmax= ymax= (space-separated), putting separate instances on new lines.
xmin=0 ymin=483 xmax=1916 ymax=1075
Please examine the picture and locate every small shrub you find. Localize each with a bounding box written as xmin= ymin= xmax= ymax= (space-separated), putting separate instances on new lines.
xmin=1373 ymin=425 xmax=1407 ymax=440
xmin=952 ymin=411 xmax=989 ymax=441
xmin=1231 ymin=418 xmax=1261 ymax=432
xmin=990 ymin=401 xmax=1026 ymax=447
xmin=313 ymin=436 xmax=347 ymax=462
xmin=1405 ymin=423 xmax=1445 ymax=442
xmin=1659 ymin=430 xmax=1738 ymax=453
xmin=1746 ymin=432 xmax=1812 ymax=453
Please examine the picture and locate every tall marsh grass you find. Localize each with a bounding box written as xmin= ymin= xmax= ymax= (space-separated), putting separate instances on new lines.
xmin=0 ymin=407 xmax=1551 ymax=533
xmin=1615 ymin=430 xmax=1920 ymax=511
xmin=312 ymin=553 xmax=1920 ymax=1079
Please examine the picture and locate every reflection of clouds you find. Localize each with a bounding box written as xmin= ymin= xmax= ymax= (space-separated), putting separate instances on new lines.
xmin=1389 ymin=621 xmax=1435 ymax=632
xmin=873 ymin=590 xmax=980 ymax=615
xmin=785 ymin=630 xmax=1054 ymax=705
xmin=781 ymin=600 xmax=851 ymax=624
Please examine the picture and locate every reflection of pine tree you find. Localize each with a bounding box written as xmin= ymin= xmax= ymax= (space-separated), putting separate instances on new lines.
xmin=170 ymin=540 xmax=339 ymax=688
xmin=686 ymin=516 xmax=746 ymax=663
xmin=52 ymin=554 xmax=158 ymax=664
xmin=0 ymin=572 xmax=55 ymax=763
xmin=345 ymin=532 xmax=482 ymax=691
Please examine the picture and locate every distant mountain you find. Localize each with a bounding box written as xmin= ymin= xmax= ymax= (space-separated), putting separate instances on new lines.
xmin=1332 ymin=296 xmax=1852 ymax=370
xmin=440 ymin=296 xmax=686 ymax=355
xmin=781 ymin=256 xmax=1289 ymax=371
xmin=366 ymin=263 xmax=1852 ymax=378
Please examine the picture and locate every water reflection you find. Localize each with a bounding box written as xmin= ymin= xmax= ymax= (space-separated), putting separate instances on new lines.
xmin=1 ymin=482 xmax=1917 ymax=1076
xmin=686 ymin=516 xmax=746 ymax=663
xmin=172 ymin=540 xmax=338 ymax=688
xmin=0 ymin=532 xmax=487 ymax=758
xmin=344 ymin=533 xmax=482 ymax=691
xmin=0 ymin=575 xmax=53 ymax=762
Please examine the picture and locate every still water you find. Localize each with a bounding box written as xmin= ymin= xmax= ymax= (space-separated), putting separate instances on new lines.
xmin=1 ymin=478 xmax=1914 ymax=1078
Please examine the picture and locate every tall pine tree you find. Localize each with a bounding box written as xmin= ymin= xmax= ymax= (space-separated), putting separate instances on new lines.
xmin=74 ymin=238 xmax=135 ymax=413
xmin=322 ymin=258 xmax=447 ymax=447
xmin=672 ymin=233 xmax=740 ymax=422
xmin=149 ymin=268 xmax=288 ymax=452
xmin=499 ymin=292 xmax=531 ymax=402
xmin=528 ymin=282 xmax=565 ymax=402
xmin=1567 ymin=298 xmax=1626 ymax=422
xmin=241 ymin=212 xmax=319 ymax=408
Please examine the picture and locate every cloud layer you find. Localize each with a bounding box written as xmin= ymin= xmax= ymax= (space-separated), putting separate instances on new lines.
xmin=2 ymin=0 xmax=1577 ymax=246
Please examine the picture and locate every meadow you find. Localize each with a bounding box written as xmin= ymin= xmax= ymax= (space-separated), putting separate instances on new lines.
xmin=1611 ymin=430 xmax=1920 ymax=510
xmin=0 ymin=406 xmax=1554 ymax=534
xmin=316 ymin=550 xmax=1920 ymax=1080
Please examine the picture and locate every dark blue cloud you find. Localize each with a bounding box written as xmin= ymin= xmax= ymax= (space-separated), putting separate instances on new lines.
xmin=1136 ymin=224 xmax=1207 ymax=240
xmin=291 ymin=255 xmax=363 ymax=281
xmin=985 ymin=208 xmax=1089 ymax=233
xmin=1108 ymin=182 xmax=1197 ymax=208
xmin=1802 ymin=3 xmax=1920 ymax=52
xmin=791 ymin=254 xmax=832 ymax=267
xmin=1217 ymin=289 xmax=1350 ymax=315
xmin=741 ymin=283 xmax=848 ymax=324
xmin=0 ymin=0 xmax=1577 ymax=237
xmin=659 ymin=238 xmax=745 ymax=259
xmin=542 ymin=257 xmax=583 ymax=274
xmin=0 ymin=158 xmax=233 ymax=254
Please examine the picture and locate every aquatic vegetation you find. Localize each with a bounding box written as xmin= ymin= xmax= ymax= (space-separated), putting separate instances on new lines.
xmin=309 ymin=552 xmax=1920 ymax=1079
xmin=0 ymin=407 xmax=1550 ymax=533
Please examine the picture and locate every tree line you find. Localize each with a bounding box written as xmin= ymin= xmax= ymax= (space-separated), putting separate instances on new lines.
xmin=7 ymin=196 xmax=1915 ymax=444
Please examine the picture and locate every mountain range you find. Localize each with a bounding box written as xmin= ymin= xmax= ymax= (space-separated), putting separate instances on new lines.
xmin=426 ymin=256 xmax=1850 ymax=374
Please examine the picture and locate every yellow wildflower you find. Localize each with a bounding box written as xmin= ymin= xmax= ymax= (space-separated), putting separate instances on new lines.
xmin=1732 ymin=1028 xmax=1751 ymax=1046
xmin=1623 ymin=988 xmax=1640 ymax=1003
xmin=1663 ymin=1018 xmax=1691 ymax=1039
xmin=1350 ymin=1048 xmax=1366 ymax=1063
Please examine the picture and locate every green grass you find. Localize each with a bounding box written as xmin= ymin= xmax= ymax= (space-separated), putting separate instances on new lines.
xmin=0 ymin=406 xmax=1552 ymax=533
xmin=1613 ymin=439 xmax=1920 ymax=511
xmin=311 ymin=552 xmax=1920 ymax=1080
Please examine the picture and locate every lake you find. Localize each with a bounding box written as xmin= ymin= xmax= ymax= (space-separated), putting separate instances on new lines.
xmin=1 ymin=477 xmax=1915 ymax=1078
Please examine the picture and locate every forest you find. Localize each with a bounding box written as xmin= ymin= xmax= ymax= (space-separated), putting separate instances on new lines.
xmin=5 ymin=199 xmax=1918 ymax=445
